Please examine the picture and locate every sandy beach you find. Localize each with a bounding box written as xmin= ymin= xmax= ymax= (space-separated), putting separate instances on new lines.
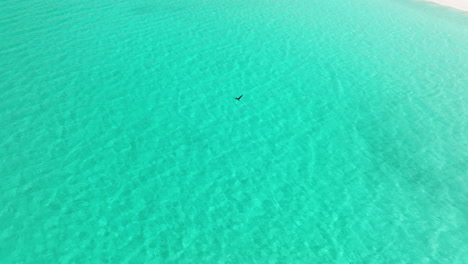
xmin=426 ymin=0 xmax=468 ymax=11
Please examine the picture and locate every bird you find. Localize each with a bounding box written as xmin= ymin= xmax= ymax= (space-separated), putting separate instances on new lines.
xmin=235 ymin=95 xmax=243 ymax=101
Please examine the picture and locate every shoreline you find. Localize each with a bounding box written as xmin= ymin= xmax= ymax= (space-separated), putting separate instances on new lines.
xmin=425 ymin=0 xmax=468 ymax=11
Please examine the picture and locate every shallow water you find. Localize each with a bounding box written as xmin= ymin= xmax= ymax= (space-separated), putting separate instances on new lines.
xmin=1 ymin=0 xmax=467 ymax=263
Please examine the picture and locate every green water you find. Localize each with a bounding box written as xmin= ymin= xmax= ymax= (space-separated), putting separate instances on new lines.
xmin=1 ymin=0 xmax=467 ymax=262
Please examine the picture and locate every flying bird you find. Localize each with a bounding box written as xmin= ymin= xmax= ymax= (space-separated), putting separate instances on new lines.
xmin=235 ymin=95 xmax=243 ymax=101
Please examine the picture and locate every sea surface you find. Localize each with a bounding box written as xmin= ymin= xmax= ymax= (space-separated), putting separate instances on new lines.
xmin=1 ymin=0 xmax=467 ymax=263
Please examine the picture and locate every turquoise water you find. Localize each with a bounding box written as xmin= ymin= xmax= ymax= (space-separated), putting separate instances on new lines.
xmin=1 ymin=0 xmax=467 ymax=262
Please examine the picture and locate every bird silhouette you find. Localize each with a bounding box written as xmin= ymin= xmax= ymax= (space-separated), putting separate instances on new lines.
xmin=235 ymin=95 xmax=243 ymax=101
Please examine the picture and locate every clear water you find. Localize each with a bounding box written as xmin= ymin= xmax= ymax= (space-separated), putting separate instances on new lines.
xmin=1 ymin=0 xmax=467 ymax=263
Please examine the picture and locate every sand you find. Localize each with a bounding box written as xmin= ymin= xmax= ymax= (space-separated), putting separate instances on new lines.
xmin=426 ymin=0 xmax=468 ymax=11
